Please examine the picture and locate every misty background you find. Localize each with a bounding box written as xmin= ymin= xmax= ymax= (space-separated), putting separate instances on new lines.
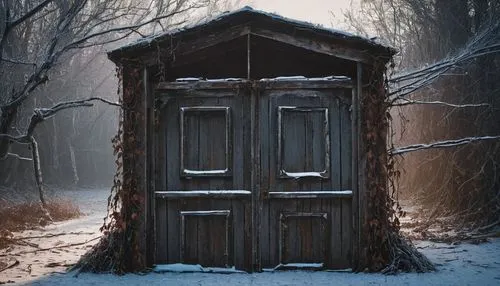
xmin=1 ymin=0 xmax=499 ymax=231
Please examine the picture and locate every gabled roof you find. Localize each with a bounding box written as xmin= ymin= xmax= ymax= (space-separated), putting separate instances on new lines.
xmin=108 ymin=6 xmax=396 ymax=64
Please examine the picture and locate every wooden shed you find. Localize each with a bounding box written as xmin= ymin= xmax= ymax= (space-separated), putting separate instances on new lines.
xmin=108 ymin=7 xmax=396 ymax=272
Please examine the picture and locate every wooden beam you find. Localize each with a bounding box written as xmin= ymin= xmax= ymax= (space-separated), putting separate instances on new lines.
xmin=250 ymin=27 xmax=374 ymax=64
xmin=156 ymin=80 xmax=354 ymax=92
xmin=144 ymin=66 xmax=156 ymax=266
xmin=171 ymin=24 xmax=250 ymax=58
xmin=247 ymin=34 xmax=251 ymax=79
xmin=132 ymin=24 xmax=250 ymax=66
xmin=268 ymin=191 xmax=353 ymax=199
xmin=257 ymin=79 xmax=353 ymax=90
xmin=155 ymin=190 xmax=251 ymax=199
xmin=352 ymin=62 xmax=362 ymax=271
xmin=156 ymin=80 xmax=249 ymax=91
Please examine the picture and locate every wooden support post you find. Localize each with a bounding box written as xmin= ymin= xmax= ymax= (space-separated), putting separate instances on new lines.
xmin=144 ymin=66 xmax=157 ymax=266
xmin=352 ymin=62 xmax=362 ymax=271
xmin=247 ymin=33 xmax=251 ymax=80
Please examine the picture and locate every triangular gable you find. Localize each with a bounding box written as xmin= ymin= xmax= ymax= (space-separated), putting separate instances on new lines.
xmin=109 ymin=7 xmax=396 ymax=65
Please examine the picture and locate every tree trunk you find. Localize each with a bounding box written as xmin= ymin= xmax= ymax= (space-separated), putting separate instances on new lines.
xmin=30 ymin=135 xmax=52 ymax=221
xmin=0 ymin=106 xmax=18 ymax=159
xmin=68 ymin=138 xmax=79 ymax=185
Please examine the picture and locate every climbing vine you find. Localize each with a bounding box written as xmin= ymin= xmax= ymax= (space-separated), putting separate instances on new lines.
xmin=361 ymin=60 xmax=435 ymax=273
xmin=76 ymin=64 xmax=145 ymax=273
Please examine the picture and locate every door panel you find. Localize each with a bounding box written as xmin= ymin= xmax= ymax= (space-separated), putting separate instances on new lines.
xmin=259 ymin=87 xmax=353 ymax=269
xmin=180 ymin=107 xmax=232 ymax=177
xmin=280 ymin=212 xmax=328 ymax=264
xmin=155 ymin=86 xmax=251 ymax=270
xmin=278 ymin=106 xmax=330 ymax=178
xmin=181 ymin=210 xmax=231 ymax=267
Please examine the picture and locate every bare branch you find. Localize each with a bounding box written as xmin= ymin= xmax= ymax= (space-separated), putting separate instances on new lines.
xmin=1 ymin=58 xmax=37 ymax=66
xmin=8 ymin=0 xmax=54 ymax=28
xmin=65 ymin=6 xmax=195 ymax=50
xmin=392 ymin=99 xmax=490 ymax=108
xmin=0 ymin=133 xmax=19 ymax=141
xmin=1 ymin=97 xmax=121 ymax=157
xmin=390 ymin=136 xmax=500 ymax=156
xmin=5 ymin=153 xmax=32 ymax=161
xmin=388 ymin=20 xmax=500 ymax=99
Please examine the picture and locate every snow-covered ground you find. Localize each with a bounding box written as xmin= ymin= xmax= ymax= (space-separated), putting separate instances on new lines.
xmin=1 ymin=188 xmax=499 ymax=285
xmin=22 ymin=238 xmax=500 ymax=286
xmin=0 ymin=188 xmax=108 ymax=284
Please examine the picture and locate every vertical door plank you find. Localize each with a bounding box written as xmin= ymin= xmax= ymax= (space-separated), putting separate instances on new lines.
xmin=341 ymin=199 xmax=353 ymax=267
xmin=330 ymin=199 xmax=342 ymax=268
xmin=155 ymin=198 xmax=167 ymax=263
xmin=167 ymin=200 xmax=180 ymax=263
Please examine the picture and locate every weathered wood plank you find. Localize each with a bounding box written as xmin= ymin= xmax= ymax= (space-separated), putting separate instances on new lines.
xmin=258 ymin=80 xmax=353 ymax=90
xmin=250 ymin=27 xmax=374 ymax=64
xmin=340 ymin=89 xmax=354 ymax=269
xmin=155 ymin=80 xmax=353 ymax=93
xmin=155 ymin=198 xmax=167 ymax=263
xmin=232 ymin=200 xmax=243 ymax=269
xmin=157 ymin=81 xmax=249 ymax=91
xmin=171 ymin=24 xmax=251 ymax=63
xmin=258 ymin=87 xmax=271 ymax=268
xmin=281 ymin=109 xmax=305 ymax=173
xmin=353 ymin=62 xmax=363 ymax=270
xmin=241 ymin=87 xmax=254 ymax=271
xmin=268 ymin=191 xmax=352 ymax=199
xmin=164 ymin=97 xmax=180 ymax=189
xmin=167 ymin=200 xmax=180 ymax=263
xmin=145 ymin=70 xmax=156 ymax=266
xmin=249 ymin=86 xmax=260 ymax=271
xmin=156 ymin=190 xmax=251 ymax=198
xmin=300 ymin=201 xmax=312 ymax=262
xmin=329 ymin=96 xmax=341 ymax=191
xmin=330 ymin=199 xmax=342 ymax=268
xmin=233 ymin=93 xmax=245 ymax=191
xmin=341 ymin=199 xmax=353 ymax=267
xmin=340 ymin=91 xmax=353 ymax=191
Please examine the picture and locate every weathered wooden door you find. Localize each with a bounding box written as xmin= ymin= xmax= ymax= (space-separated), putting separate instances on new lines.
xmin=154 ymin=82 xmax=253 ymax=270
xmin=154 ymin=80 xmax=353 ymax=271
xmin=257 ymin=83 xmax=353 ymax=269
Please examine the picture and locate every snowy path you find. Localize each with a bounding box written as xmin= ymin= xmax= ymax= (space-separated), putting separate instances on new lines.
xmin=1 ymin=189 xmax=499 ymax=285
xmin=0 ymin=188 xmax=108 ymax=284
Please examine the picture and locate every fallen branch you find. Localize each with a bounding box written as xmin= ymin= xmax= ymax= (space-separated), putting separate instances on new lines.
xmin=15 ymin=231 xmax=96 ymax=241
xmin=390 ymin=135 xmax=500 ymax=156
xmin=392 ymin=99 xmax=490 ymax=108
xmin=0 ymin=258 xmax=19 ymax=273
xmin=9 ymin=239 xmax=39 ymax=248
xmin=0 ymin=236 xmax=101 ymax=257
xmin=45 ymin=262 xmax=75 ymax=268
xmin=476 ymin=219 xmax=500 ymax=233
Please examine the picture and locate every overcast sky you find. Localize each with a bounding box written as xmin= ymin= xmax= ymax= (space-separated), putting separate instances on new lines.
xmin=242 ymin=0 xmax=352 ymax=28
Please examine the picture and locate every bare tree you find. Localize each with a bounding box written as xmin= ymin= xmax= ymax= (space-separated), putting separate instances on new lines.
xmin=0 ymin=0 xmax=224 ymax=212
xmin=343 ymin=0 xmax=500 ymax=231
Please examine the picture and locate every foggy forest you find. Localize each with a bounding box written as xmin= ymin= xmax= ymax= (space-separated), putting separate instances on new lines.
xmin=0 ymin=0 xmax=499 ymax=285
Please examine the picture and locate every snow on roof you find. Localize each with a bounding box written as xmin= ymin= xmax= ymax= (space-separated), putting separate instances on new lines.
xmin=110 ymin=6 xmax=394 ymax=55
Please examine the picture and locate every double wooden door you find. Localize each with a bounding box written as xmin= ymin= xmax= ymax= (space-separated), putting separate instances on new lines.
xmin=154 ymin=80 xmax=353 ymax=271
